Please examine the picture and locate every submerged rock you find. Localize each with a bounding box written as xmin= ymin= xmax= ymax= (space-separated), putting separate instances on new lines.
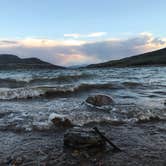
xmin=49 ymin=113 xmax=73 ymax=128
xmin=85 ymin=94 xmax=114 ymax=107
xmin=64 ymin=127 xmax=106 ymax=149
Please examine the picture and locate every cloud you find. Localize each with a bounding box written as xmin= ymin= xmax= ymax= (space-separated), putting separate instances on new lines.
xmin=0 ymin=40 xmax=19 ymax=47
xmin=19 ymin=38 xmax=85 ymax=47
xmin=0 ymin=33 xmax=166 ymax=66
xmin=64 ymin=34 xmax=81 ymax=38
xmin=53 ymin=53 xmax=99 ymax=66
xmin=64 ymin=32 xmax=107 ymax=38
xmin=87 ymin=32 xmax=107 ymax=37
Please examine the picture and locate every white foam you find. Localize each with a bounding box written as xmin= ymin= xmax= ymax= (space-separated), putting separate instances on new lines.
xmin=0 ymin=87 xmax=45 ymax=100
xmin=48 ymin=113 xmax=66 ymax=123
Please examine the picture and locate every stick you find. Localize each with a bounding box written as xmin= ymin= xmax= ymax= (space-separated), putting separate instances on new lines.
xmin=93 ymin=127 xmax=121 ymax=152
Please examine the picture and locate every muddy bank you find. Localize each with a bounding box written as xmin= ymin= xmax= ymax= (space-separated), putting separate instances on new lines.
xmin=0 ymin=121 xmax=165 ymax=166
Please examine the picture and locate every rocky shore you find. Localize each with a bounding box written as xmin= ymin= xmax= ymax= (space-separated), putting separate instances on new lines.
xmin=0 ymin=95 xmax=165 ymax=166
xmin=0 ymin=121 xmax=165 ymax=166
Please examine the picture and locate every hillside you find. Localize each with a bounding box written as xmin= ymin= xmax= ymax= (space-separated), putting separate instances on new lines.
xmin=0 ymin=54 xmax=64 ymax=69
xmin=87 ymin=48 xmax=166 ymax=68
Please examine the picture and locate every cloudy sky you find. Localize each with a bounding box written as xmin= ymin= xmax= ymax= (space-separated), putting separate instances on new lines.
xmin=0 ymin=0 xmax=166 ymax=66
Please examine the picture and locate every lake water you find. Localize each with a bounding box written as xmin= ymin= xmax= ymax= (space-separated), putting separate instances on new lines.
xmin=0 ymin=67 xmax=166 ymax=132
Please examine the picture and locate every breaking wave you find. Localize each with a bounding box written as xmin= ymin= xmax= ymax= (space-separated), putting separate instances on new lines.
xmin=0 ymin=80 xmax=146 ymax=100
xmin=0 ymin=73 xmax=93 ymax=88
xmin=1 ymin=106 xmax=165 ymax=132
xmin=0 ymin=87 xmax=47 ymax=100
xmin=0 ymin=83 xmax=116 ymax=100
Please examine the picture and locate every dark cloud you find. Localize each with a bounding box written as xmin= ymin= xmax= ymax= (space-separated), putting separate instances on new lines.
xmin=0 ymin=40 xmax=18 ymax=45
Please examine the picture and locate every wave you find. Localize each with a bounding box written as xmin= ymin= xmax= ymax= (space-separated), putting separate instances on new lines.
xmin=0 ymin=80 xmax=146 ymax=100
xmin=0 ymin=87 xmax=44 ymax=100
xmin=136 ymin=115 xmax=164 ymax=123
xmin=0 ymin=83 xmax=116 ymax=100
xmin=0 ymin=74 xmax=93 ymax=88
xmin=116 ymin=106 xmax=166 ymax=124
xmin=122 ymin=81 xmax=143 ymax=88
xmin=10 ymin=74 xmax=93 ymax=86
xmin=0 ymin=78 xmax=27 ymax=88
xmin=30 ymin=74 xmax=92 ymax=83
xmin=0 ymin=105 xmax=165 ymax=132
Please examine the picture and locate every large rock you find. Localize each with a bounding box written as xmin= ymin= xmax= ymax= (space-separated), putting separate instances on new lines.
xmin=64 ymin=127 xmax=106 ymax=149
xmin=85 ymin=94 xmax=114 ymax=107
xmin=49 ymin=113 xmax=73 ymax=128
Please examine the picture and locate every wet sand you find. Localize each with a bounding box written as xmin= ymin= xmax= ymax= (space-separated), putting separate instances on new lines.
xmin=0 ymin=121 xmax=165 ymax=166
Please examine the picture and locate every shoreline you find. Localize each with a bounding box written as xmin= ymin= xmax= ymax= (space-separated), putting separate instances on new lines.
xmin=0 ymin=121 xmax=165 ymax=166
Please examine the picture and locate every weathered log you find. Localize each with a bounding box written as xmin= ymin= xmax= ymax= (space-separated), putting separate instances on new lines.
xmin=93 ymin=127 xmax=121 ymax=152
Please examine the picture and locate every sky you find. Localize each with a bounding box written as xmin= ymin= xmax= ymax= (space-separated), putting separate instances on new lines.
xmin=0 ymin=0 xmax=166 ymax=66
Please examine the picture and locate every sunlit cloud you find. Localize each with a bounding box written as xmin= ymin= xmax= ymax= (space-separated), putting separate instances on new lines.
xmin=0 ymin=32 xmax=166 ymax=66
xmin=64 ymin=32 xmax=107 ymax=38
xmin=53 ymin=53 xmax=99 ymax=66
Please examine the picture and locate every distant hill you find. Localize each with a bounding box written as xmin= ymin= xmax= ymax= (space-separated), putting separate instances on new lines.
xmin=0 ymin=54 xmax=64 ymax=69
xmin=87 ymin=48 xmax=166 ymax=68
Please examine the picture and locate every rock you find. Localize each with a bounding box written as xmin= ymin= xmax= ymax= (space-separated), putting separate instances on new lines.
xmin=49 ymin=113 xmax=73 ymax=128
xmin=64 ymin=127 xmax=106 ymax=149
xmin=11 ymin=156 xmax=23 ymax=165
xmin=85 ymin=94 xmax=114 ymax=107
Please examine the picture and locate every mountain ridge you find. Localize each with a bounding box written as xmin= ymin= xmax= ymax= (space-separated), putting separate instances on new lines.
xmin=0 ymin=54 xmax=64 ymax=69
xmin=87 ymin=47 xmax=166 ymax=68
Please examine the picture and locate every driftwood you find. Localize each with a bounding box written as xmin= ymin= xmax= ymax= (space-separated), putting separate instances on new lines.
xmin=93 ymin=127 xmax=121 ymax=152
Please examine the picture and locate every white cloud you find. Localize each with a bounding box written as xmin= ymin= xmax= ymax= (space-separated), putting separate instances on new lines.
xmin=64 ymin=32 xmax=107 ymax=38
xmin=63 ymin=33 xmax=81 ymax=38
xmin=87 ymin=32 xmax=107 ymax=37
xmin=0 ymin=38 xmax=85 ymax=48
xmin=0 ymin=33 xmax=166 ymax=66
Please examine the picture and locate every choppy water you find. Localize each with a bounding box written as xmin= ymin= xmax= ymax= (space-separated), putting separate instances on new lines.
xmin=0 ymin=67 xmax=166 ymax=131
